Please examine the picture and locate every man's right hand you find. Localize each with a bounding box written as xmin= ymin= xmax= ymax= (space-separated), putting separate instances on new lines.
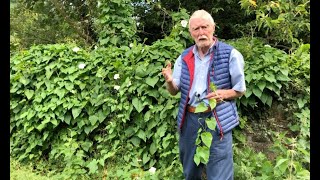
xmin=161 ymin=61 xmax=173 ymax=83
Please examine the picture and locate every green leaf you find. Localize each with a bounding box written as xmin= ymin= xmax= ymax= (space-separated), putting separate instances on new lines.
xmin=40 ymin=91 xmax=47 ymax=99
xmin=209 ymin=82 xmax=217 ymax=92
xmin=89 ymin=115 xmax=99 ymax=126
xmin=201 ymin=132 xmax=213 ymax=148
xmin=25 ymin=89 xmax=34 ymax=100
xmin=19 ymin=76 xmax=30 ymax=85
xmin=135 ymin=65 xmax=148 ymax=77
xmin=280 ymin=69 xmax=289 ymax=76
xmin=55 ymin=88 xmax=66 ymax=99
xmin=103 ymin=152 xmax=116 ymax=161
xmin=147 ymin=120 xmax=157 ymax=131
xmin=205 ymin=117 xmax=216 ymax=131
xmin=264 ymin=74 xmax=276 ymax=83
xmin=260 ymin=93 xmax=268 ymax=104
xmin=27 ymin=126 xmax=34 ymax=133
xmin=137 ymin=129 xmax=146 ymax=142
xmin=70 ymin=130 xmax=77 ymax=137
xmin=162 ymin=135 xmax=172 ymax=149
xmin=67 ymin=66 xmax=78 ymax=74
xmin=146 ymin=77 xmax=159 ymax=87
xmin=195 ymin=135 xmax=201 ymax=145
xmin=99 ymin=37 xmax=109 ymax=45
xmin=156 ymin=124 xmax=167 ymax=138
xmin=130 ymin=136 xmax=141 ymax=147
xmin=45 ymin=69 xmax=53 ymax=79
xmin=297 ymin=98 xmax=306 ymax=109
xmin=194 ymin=153 xmax=201 ymax=166
xmin=244 ymin=88 xmax=252 ymax=98
xmin=51 ymin=119 xmax=58 ymax=126
xmin=35 ymin=81 xmax=44 ymax=89
xmin=125 ymin=127 xmax=136 ymax=137
xmin=144 ymin=111 xmax=151 ymax=122
xmin=97 ymin=110 xmax=107 ymax=123
xmin=275 ymin=158 xmax=289 ymax=173
xmin=150 ymin=142 xmax=157 ymax=155
xmin=257 ymin=81 xmax=266 ymax=91
xmin=143 ymin=152 xmax=150 ymax=165
xmin=79 ymin=83 xmax=86 ymax=90
xmin=72 ymin=107 xmax=82 ymax=119
xmin=194 ymin=102 xmax=208 ymax=113
xmin=81 ymin=141 xmax=93 ymax=152
xmin=64 ymin=114 xmax=71 ymax=125
xmin=110 ymin=36 xmax=119 ymax=45
xmin=65 ymin=82 xmax=74 ymax=91
xmin=277 ymin=73 xmax=290 ymax=81
xmin=87 ymin=159 xmax=98 ymax=174
xmin=96 ymin=68 xmax=107 ymax=78
xmin=275 ymin=158 xmax=288 ymax=168
xmin=43 ymin=131 xmax=49 ymax=140
xmin=197 ymin=146 xmax=210 ymax=164
xmin=132 ymin=97 xmax=144 ymax=113
xmin=296 ymin=169 xmax=310 ymax=178
xmin=36 ymin=123 xmax=46 ymax=131
xmin=78 ymin=120 xmax=85 ymax=129
xmin=84 ymin=126 xmax=92 ymax=134
xmin=245 ymin=73 xmax=253 ymax=83
xmin=253 ymin=87 xmax=262 ymax=98
xmin=209 ymin=99 xmax=216 ymax=109
xmin=266 ymin=96 xmax=273 ymax=107
xmin=68 ymin=74 xmax=78 ymax=82
xmin=26 ymin=110 xmax=36 ymax=120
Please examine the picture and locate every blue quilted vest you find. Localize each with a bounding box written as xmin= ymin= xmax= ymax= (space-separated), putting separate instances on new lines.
xmin=177 ymin=40 xmax=240 ymax=137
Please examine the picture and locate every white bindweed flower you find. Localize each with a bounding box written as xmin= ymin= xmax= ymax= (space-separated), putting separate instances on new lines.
xmin=114 ymin=74 xmax=120 ymax=80
xmin=94 ymin=45 xmax=98 ymax=50
xmin=97 ymin=1 xmax=101 ymax=7
xmin=181 ymin=20 xmax=188 ymax=28
xmin=264 ymin=44 xmax=271 ymax=48
xmin=149 ymin=167 xmax=156 ymax=174
xmin=114 ymin=85 xmax=120 ymax=91
xmin=136 ymin=22 xmax=140 ymax=26
xmin=137 ymin=158 xmax=142 ymax=162
xmin=78 ymin=63 xmax=86 ymax=69
xmin=129 ymin=43 xmax=134 ymax=48
xmin=73 ymin=47 xmax=80 ymax=52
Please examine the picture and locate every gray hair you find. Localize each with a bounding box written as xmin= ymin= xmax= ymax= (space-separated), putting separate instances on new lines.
xmin=188 ymin=10 xmax=215 ymax=29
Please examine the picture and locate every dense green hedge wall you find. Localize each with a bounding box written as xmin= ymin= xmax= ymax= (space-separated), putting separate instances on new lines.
xmin=10 ymin=35 xmax=310 ymax=179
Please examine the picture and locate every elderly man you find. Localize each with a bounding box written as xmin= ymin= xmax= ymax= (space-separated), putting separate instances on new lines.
xmin=161 ymin=9 xmax=246 ymax=180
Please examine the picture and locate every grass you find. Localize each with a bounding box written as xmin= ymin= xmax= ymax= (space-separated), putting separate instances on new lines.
xmin=10 ymin=158 xmax=52 ymax=180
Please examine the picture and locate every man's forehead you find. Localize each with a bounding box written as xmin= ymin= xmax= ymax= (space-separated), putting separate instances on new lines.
xmin=189 ymin=18 xmax=211 ymax=26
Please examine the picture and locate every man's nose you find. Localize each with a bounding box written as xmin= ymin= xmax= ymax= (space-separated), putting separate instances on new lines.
xmin=198 ymin=27 xmax=205 ymax=34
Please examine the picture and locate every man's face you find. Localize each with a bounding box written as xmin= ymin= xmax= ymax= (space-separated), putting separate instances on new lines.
xmin=189 ymin=18 xmax=215 ymax=49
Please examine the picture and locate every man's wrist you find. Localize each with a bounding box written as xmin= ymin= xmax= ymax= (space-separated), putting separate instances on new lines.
xmin=165 ymin=80 xmax=179 ymax=95
xmin=166 ymin=77 xmax=173 ymax=83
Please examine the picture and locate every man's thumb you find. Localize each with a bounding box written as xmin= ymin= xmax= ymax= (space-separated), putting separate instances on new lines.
xmin=165 ymin=60 xmax=171 ymax=68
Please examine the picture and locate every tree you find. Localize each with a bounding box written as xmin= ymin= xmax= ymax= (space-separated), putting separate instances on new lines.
xmin=239 ymin=0 xmax=310 ymax=51
xmin=11 ymin=0 xmax=99 ymax=49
